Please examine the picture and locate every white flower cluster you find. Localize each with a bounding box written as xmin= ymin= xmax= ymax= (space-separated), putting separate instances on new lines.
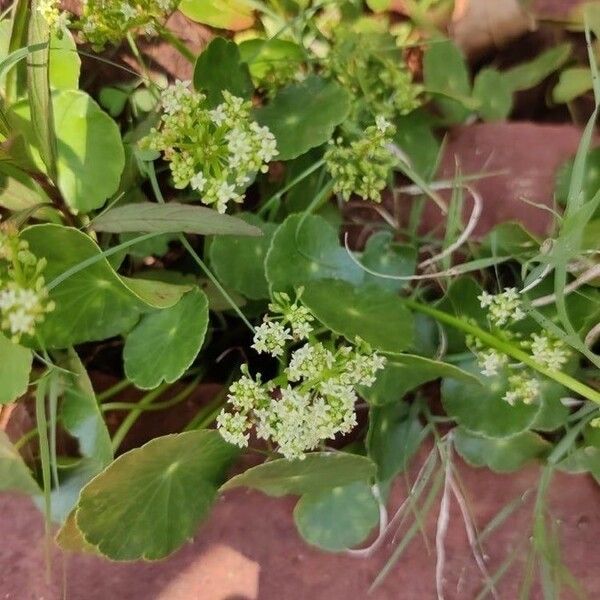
xmin=503 ymin=373 xmax=540 ymax=406
xmin=79 ymin=0 xmax=177 ymax=49
xmin=37 ymin=0 xmax=69 ymax=31
xmin=0 ymin=228 xmax=54 ymax=343
xmin=144 ymin=83 xmax=278 ymax=213
xmin=469 ymin=291 xmax=570 ymax=407
xmin=217 ymin=296 xmax=386 ymax=460
xmin=325 ymin=116 xmax=396 ymax=203
xmin=478 ymin=287 xmax=526 ymax=327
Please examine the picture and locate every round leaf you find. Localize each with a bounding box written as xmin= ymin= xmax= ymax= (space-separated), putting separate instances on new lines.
xmin=255 ymin=75 xmax=350 ymax=160
xmin=302 ymin=279 xmax=414 ymax=353
xmin=239 ymin=38 xmax=303 ymax=84
xmin=193 ymin=37 xmax=253 ymax=107
xmin=294 ymin=482 xmax=379 ymax=551
xmin=221 ymin=452 xmax=377 ymax=497
xmin=453 ymin=427 xmax=550 ymax=473
xmin=49 ymin=29 xmax=80 ymax=90
xmin=266 ymin=214 xmax=362 ymax=293
xmin=21 ymin=224 xmax=191 ymax=347
xmin=123 ymin=288 xmax=209 ymax=389
xmin=441 ymin=361 xmax=541 ymax=438
xmin=210 ymin=213 xmax=276 ymax=300
xmin=75 ymin=430 xmax=239 ymax=560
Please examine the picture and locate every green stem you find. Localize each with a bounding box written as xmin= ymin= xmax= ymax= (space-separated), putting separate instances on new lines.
xmin=97 ymin=379 xmax=131 ymax=403
xmin=14 ymin=427 xmax=39 ymax=450
xmin=159 ymin=27 xmax=195 ymax=63
xmin=403 ymin=299 xmax=600 ymax=404
xmin=146 ymin=162 xmax=255 ymax=333
xmin=185 ymin=385 xmax=229 ymax=431
xmin=110 ymin=383 xmax=170 ymax=452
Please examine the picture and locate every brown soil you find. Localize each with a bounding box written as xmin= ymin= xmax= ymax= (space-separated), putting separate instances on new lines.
xmin=1 ymin=449 xmax=599 ymax=600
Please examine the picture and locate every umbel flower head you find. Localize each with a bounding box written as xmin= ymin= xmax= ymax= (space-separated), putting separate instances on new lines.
xmin=217 ymin=294 xmax=386 ymax=460
xmin=37 ymin=0 xmax=70 ymax=32
xmin=79 ymin=0 xmax=177 ymax=49
xmin=0 ymin=226 xmax=54 ymax=343
xmin=325 ymin=116 xmax=396 ymax=203
xmin=143 ymin=82 xmax=278 ymax=213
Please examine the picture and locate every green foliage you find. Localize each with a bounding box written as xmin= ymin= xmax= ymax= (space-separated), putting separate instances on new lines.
xmin=255 ymin=75 xmax=351 ymax=160
xmin=123 ymin=288 xmax=209 ymax=389
xmin=73 ymin=431 xmax=239 ymax=560
xmin=178 ymin=0 xmax=254 ymax=31
xmin=0 ymin=333 xmax=32 ymax=404
xmin=193 ymin=37 xmax=253 ymax=107
xmin=0 ymin=431 xmax=40 ymax=494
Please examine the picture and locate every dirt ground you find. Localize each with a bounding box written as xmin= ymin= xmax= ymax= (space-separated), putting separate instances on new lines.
xmin=1 ymin=450 xmax=599 ymax=600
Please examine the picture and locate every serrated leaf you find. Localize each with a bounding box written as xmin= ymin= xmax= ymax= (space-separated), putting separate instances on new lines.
xmin=221 ymin=453 xmax=377 ymax=497
xmin=209 ymin=213 xmax=276 ymax=300
xmin=454 ymin=427 xmax=550 ymax=473
xmin=124 ymin=288 xmax=209 ymax=389
xmin=473 ymin=68 xmax=513 ymax=121
xmin=21 ymin=224 xmax=191 ymax=347
xmin=91 ymin=202 xmax=263 ymax=236
xmin=360 ymin=354 xmax=480 ymax=406
xmin=0 ymin=430 xmax=40 ymax=495
xmin=293 ymin=481 xmax=379 ymax=552
xmin=255 ymin=75 xmax=350 ymax=160
xmin=302 ymin=279 xmax=414 ymax=353
xmin=0 ymin=333 xmax=32 ymax=404
xmin=75 ymin=430 xmax=239 ymax=560
xmin=265 ymin=214 xmax=362 ymax=293
xmin=178 ymin=0 xmax=254 ymax=31
xmin=441 ymin=360 xmax=541 ymax=438
xmin=193 ymin=37 xmax=253 ymax=107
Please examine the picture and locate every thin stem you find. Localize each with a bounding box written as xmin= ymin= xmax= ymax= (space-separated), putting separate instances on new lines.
xmin=146 ymin=162 xmax=255 ymax=333
xmin=159 ymin=27 xmax=195 ymax=63
xmin=97 ymin=379 xmax=131 ymax=403
xmin=403 ymin=299 xmax=600 ymax=404
xmin=110 ymin=383 xmax=170 ymax=452
xmin=185 ymin=385 xmax=229 ymax=431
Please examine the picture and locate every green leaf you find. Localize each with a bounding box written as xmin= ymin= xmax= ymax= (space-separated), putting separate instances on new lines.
xmin=0 ymin=333 xmax=32 ymax=404
xmin=75 ymin=430 xmax=239 ymax=560
xmin=11 ymin=89 xmax=125 ymax=213
xmin=221 ymin=452 xmax=377 ymax=497
xmin=293 ymin=482 xmax=379 ymax=552
xmin=209 ymin=213 xmax=276 ymax=300
xmin=255 ymin=75 xmax=351 ymax=160
xmin=558 ymin=446 xmax=600 ymax=482
xmin=21 ymin=224 xmax=191 ymax=347
xmin=27 ymin=2 xmax=57 ymax=179
xmin=35 ymin=350 xmax=113 ymax=522
xmin=393 ymin=111 xmax=440 ymax=180
xmin=178 ymin=0 xmax=254 ymax=31
xmin=193 ymin=37 xmax=253 ymax=106
xmin=0 ymin=431 xmax=40 ymax=495
xmin=555 ymin=147 xmax=600 ymax=215
xmin=361 ymin=231 xmax=417 ymax=292
xmin=265 ymin=214 xmax=362 ymax=293
xmin=49 ymin=28 xmax=80 ymax=90
xmin=124 ymin=288 xmax=209 ymax=389
xmin=302 ymin=279 xmax=414 ymax=353
xmin=441 ymin=360 xmax=541 ymax=438
xmin=530 ymin=380 xmax=570 ymax=432
xmin=360 ymin=354 xmax=480 ymax=406
xmin=502 ymin=43 xmax=572 ymax=92
xmin=91 ymin=202 xmax=263 ymax=236
xmin=239 ymin=38 xmax=304 ymax=84
xmin=367 ymin=401 xmax=424 ymax=483
xmin=473 ymin=68 xmax=513 ymax=121
xmin=553 ymin=67 xmax=592 ymax=104
xmin=453 ymin=427 xmax=550 ymax=473
xmin=423 ymin=40 xmax=471 ymax=123
xmin=0 ymin=161 xmax=51 ymax=210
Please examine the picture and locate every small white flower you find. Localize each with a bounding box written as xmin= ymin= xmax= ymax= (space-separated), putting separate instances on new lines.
xmin=503 ymin=373 xmax=540 ymax=406
xmin=252 ymin=321 xmax=292 ymax=357
xmin=477 ymin=349 xmax=508 ymax=377
xmin=286 ymin=342 xmax=334 ymax=382
xmin=216 ymin=411 xmax=250 ymax=447
xmin=209 ymin=104 xmax=227 ymax=126
xmin=478 ymin=287 xmax=526 ymax=327
xmin=375 ymin=115 xmax=392 ymax=133
xmin=190 ymin=171 xmax=207 ymax=192
xmin=119 ymin=2 xmax=137 ymax=20
xmin=530 ymin=333 xmax=569 ymax=371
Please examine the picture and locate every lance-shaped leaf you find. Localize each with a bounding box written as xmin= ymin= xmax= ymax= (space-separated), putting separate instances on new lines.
xmin=91 ymin=202 xmax=262 ymax=236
